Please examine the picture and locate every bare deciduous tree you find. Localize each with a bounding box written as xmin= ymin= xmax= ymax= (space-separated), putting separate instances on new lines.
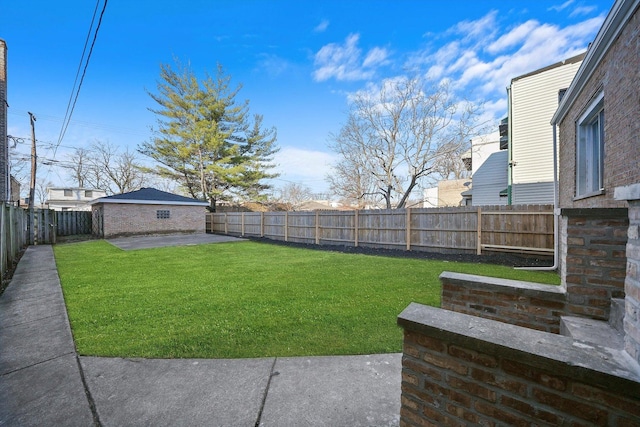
xmin=66 ymin=147 xmax=92 ymax=188
xmin=64 ymin=141 xmax=148 ymax=195
xmin=328 ymin=77 xmax=481 ymax=209
xmin=277 ymin=182 xmax=313 ymax=211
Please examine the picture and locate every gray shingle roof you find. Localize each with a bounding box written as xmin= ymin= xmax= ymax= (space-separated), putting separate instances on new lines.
xmin=92 ymin=188 xmax=209 ymax=206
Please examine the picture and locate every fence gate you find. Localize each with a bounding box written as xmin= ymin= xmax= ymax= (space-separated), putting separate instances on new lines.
xmin=56 ymin=210 xmax=92 ymax=236
xmin=26 ymin=209 xmax=94 ymax=244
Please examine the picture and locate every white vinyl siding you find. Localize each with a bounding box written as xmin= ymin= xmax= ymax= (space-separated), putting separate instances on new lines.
xmin=510 ymin=60 xmax=582 ymax=203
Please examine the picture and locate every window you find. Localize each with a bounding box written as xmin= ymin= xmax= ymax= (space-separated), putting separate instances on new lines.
xmin=63 ymin=189 xmax=72 ymax=197
xmin=85 ymin=190 xmax=93 ymax=198
xmin=576 ymin=93 xmax=604 ymax=198
xmin=156 ymin=210 xmax=170 ymax=219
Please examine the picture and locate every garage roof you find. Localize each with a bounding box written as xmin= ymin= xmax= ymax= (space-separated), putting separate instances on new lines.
xmin=91 ymin=187 xmax=209 ymax=206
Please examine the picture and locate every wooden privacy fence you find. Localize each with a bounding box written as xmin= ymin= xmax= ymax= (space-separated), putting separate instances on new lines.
xmin=207 ymin=204 xmax=554 ymax=256
xmin=1 ymin=202 xmax=28 ymax=283
xmin=27 ymin=209 xmax=93 ymax=245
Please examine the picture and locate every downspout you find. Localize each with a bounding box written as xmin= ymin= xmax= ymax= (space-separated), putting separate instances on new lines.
xmin=516 ymin=123 xmax=559 ymax=271
xmin=507 ymin=85 xmax=513 ymax=205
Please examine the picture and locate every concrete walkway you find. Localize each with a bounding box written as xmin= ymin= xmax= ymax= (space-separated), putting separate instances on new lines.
xmin=0 ymin=245 xmax=401 ymax=426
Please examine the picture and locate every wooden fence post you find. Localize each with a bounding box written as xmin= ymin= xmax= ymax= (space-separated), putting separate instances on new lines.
xmin=241 ymin=212 xmax=245 ymax=237
xmin=354 ymin=210 xmax=359 ymax=247
xmin=284 ymin=212 xmax=289 ymax=242
xmin=224 ymin=213 xmax=228 ymax=235
xmin=315 ymin=211 xmax=320 ymax=245
xmin=406 ymin=208 xmax=412 ymax=251
xmin=477 ymin=207 xmax=482 ymax=255
xmin=260 ymin=212 xmax=264 ymax=237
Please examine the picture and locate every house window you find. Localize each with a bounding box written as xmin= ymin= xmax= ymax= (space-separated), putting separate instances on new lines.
xmin=156 ymin=210 xmax=170 ymax=219
xmin=64 ymin=189 xmax=72 ymax=197
xmin=576 ymin=92 xmax=604 ymax=198
xmin=85 ymin=190 xmax=93 ymax=198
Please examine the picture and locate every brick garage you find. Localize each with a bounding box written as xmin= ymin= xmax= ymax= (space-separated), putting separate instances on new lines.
xmin=91 ymin=188 xmax=209 ymax=238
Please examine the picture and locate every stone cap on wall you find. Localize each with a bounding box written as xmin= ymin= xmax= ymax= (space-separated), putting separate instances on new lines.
xmin=615 ymin=183 xmax=640 ymax=202
xmin=440 ymin=271 xmax=565 ymax=300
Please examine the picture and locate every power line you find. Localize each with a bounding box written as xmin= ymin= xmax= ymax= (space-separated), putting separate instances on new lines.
xmin=56 ymin=0 xmax=109 ymax=150
xmin=58 ymin=0 xmax=99 ymax=148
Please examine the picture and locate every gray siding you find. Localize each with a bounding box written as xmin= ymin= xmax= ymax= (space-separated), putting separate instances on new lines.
xmin=512 ymin=181 xmax=555 ymax=205
xmin=471 ymin=151 xmax=508 ymax=206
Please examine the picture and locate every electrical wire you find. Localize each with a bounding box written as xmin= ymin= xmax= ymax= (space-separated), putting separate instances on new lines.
xmin=56 ymin=0 xmax=108 ymax=151
xmin=57 ymin=1 xmax=99 ymax=148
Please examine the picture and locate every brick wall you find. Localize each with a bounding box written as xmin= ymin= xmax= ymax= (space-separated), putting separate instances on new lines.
xmin=398 ymin=303 xmax=640 ymax=427
xmin=557 ymin=5 xmax=640 ymax=209
xmin=561 ymin=208 xmax=628 ymax=320
xmin=440 ymin=272 xmax=566 ymax=333
xmin=100 ymin=203 xmax=206 ymax=238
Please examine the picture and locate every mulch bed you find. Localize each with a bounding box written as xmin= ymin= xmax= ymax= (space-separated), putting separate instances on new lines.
xmin=245 ymin=236 xmax=555 ymax=268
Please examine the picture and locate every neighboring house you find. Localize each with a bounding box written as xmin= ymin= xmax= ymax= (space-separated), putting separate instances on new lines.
xmin=423 ymin=179 xmax=468 ymax=207
xmin=552 ymin=0 xmax=640 ymax=361
xmin=46 ymin=187 xmax=107 ymax=211
xmin=461 ymin=131 xmax=507 ymax=206
xmin=506 ymin=52 xmax=584 ymax=204
xmin=1 ymin=39 xmax=8 ymax=202
xmin=91 ymin=187 xmax=209 ymax=238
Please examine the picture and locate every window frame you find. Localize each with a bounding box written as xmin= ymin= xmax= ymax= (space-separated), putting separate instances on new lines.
xmin=575 ymin=92 xmax=605 ymax=200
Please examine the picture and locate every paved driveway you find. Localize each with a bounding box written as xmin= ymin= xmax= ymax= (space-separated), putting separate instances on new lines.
xmin=106 ymin=233 xmax=244 ymax=250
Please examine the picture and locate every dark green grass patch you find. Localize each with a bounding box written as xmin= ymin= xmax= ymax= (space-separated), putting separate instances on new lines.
xmin=54 ymin=240 xmax=559 ymax=359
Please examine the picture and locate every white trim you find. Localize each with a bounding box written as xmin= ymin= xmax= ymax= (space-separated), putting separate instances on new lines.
xmin=578 ymin=91 xmax=605 ymax=123
xmin=551 ymin=0 xmax=640 ymax=124
xmin=91 ymin=199 xmax=208 ymax=206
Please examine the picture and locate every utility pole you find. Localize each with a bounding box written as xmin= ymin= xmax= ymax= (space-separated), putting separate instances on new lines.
xmin=28 ymin=112 xmax=36 ymax=244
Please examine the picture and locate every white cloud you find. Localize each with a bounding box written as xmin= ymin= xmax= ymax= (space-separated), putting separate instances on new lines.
xmin=314 ymin=19 xmax=330 ymax=33
xmin=548 ymin=0 xmax=574 ymax=12
xmin=570 ymin=6 xmax=598 ymax=17
xmin=273 ymin=147 xmax=336 ymax=189
xmin=406 ymin=10 xmax=604 ymax=107
xmin=363 ymin=46 xmax=390 ymax=68
xmin=256 ymin=54 xmax=290 ymax=77
xmin=487 ymin=20 xmax=539 ymax=54
xmin=313 ymin=34 xmax=389 ymax=82
xmin=451 ymin=10 xmax=499 ymax=47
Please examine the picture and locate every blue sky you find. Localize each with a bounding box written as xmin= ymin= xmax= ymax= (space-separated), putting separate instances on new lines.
xmin=4 ymin=0 xmax=612 ymax=196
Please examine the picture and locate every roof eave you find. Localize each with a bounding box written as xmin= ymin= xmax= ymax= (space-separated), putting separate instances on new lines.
xmin=91 ymin=199 xmax=209 ymax=207
xmin=551 ymin=0 xmax=640 ymax=125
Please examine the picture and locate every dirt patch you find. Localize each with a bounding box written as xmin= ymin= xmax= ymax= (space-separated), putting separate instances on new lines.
xmin=245 ymin=236 xmax=555 ymax=268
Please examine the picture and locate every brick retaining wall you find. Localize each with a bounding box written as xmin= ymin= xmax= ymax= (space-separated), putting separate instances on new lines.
xmin=440 ymin=272 xmax=566 ymax=333
xmin=398 ymin=303 xmax=640 ymax=427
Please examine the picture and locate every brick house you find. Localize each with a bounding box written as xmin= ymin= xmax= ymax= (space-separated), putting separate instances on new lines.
xmin=397 ymin=1 xmax=640 ymax=425
xmin=91 ymin=187 xmax=209 ymax=238
xmin=552 ymin=0 xmax=640 ymax=361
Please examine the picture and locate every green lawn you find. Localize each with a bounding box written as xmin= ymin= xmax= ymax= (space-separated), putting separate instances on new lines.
xmin=54 ymin=240 xmax=559 ymax=359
